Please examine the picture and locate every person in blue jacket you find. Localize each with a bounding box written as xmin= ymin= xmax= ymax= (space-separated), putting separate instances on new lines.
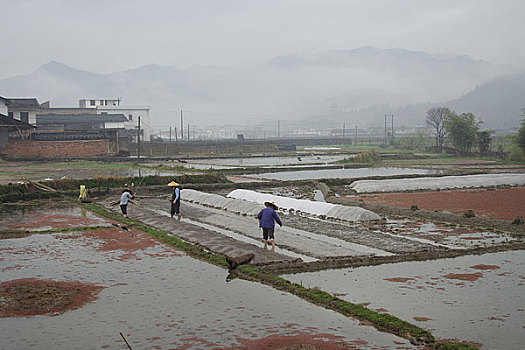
xmin=257 ymin=201 xmax=282 ymax=251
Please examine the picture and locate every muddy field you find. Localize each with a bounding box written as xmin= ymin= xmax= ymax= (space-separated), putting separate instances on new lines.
xmin=0 ymin=205 xmax=418 ymax=349
xmin=2 ymin=156 xmax=525 ymax=349
xmin=354 ymin=187 xmax=525 ymax=221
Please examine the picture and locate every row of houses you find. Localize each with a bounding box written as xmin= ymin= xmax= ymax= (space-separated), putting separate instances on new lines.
xmin=0 ymin=96 xmax=151 ymax=159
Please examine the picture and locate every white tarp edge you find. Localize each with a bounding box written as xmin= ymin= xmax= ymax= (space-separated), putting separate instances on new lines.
xmin=350 ymin=173 xmax=525 ymax=194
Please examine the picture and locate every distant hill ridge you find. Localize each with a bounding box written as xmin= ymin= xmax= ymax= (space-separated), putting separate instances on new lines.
xmin=0 ymin=46 xmax=522 ymax=129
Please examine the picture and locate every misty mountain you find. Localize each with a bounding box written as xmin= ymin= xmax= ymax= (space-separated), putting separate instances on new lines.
xmin=315 ymin=72 xmax=525 ymax=131
xmin=448 ymin=72 xmax=525 ymax=129
xmin=0 ymin=47 xmax=516 ymax=129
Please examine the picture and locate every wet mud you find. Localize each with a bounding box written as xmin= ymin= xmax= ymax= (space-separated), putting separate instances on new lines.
xmin=0 ymin=204 xmax=109 ymax=232
xmin=354 ymin=187 xmax=525 ymax=221
xmin=1 ymin=206 xmax=417 ymax=349
xmin=330 ymin=196 xmax=525 ymax=237
xmin=0 ymin=278 xmax=103 ymax=317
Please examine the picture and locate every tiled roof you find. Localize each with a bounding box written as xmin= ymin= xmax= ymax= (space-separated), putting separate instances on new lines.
xmin=6 ymin=98 xmax=40 ymax=108
xmin=36 ymin=113 xmax=128 ymax=124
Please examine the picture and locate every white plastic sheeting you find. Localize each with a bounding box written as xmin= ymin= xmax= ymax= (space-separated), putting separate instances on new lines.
xmin=350 ymin=173 xmax=525 ymax=194
xmin=182 ymin=189 xmax=264 ymax=216
xmin=227 ymin=189 xmax=380 ymax=222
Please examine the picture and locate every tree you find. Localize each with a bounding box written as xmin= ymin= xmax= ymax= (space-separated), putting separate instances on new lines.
xmin=519 ymin=112 xmax=525 ymax=152
xmin=398 ymin=127 xmax=430 ymax=150
xmin=426 ymin=107 xmax=451 ymax=148
xmin=477 ymin=129 xmax=494 ymax=156
xmin=445 ymin=112 xmax=481 ymax=153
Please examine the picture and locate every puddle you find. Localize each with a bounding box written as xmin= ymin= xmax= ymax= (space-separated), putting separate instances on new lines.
xmin=0 ymin=207 xmax=112 ymax=232
xmin=285 ymin=250 xmax=525 ymax=349
xmin=365 ymin=219 xmax=516 ymax=248
xmin=248 ymin=167 xmax=440 ymax=180
xmin=0 ymin=209 xmax=417 ymax=349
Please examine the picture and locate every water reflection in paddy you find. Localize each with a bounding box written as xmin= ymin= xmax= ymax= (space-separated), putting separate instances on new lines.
xmin=285 ymin=251 xmax=525 ymax=349
xmin=0 ymin=218 xmax=416 ymax=349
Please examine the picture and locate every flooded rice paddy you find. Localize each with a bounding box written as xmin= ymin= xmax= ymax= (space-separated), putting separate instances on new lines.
xmin=248 ymin=167 xmax=440 ymax=181
xmin=364 ymin=219 xmax=519 ymax=248
xmin=187 ymin=154 xmax=348 ymax=167
xmin=285 ymin=250 xmax=525 ymax=349
xmin=0 ymin=207 xmax=417 ymax=349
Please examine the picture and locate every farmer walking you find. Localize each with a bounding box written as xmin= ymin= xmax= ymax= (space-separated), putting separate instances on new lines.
xmin=168 ymin=181 xmax=181 ymax=220
xmin=257 ymin=201 xmax=282 ymax=251
xmin=119 ymin=188 xmax=135 ymax=218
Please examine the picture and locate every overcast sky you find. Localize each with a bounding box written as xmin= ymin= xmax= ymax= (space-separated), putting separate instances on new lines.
xmin=1 ymin=0 xmax=524 ymax=80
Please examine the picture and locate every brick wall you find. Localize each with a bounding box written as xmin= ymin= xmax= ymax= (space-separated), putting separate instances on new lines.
xmin=0 ymin=139 xmax=111 ymax=159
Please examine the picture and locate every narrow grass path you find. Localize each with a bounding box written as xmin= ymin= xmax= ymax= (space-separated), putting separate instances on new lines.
xmin=83 ymin=202 xmax=478 ymax=350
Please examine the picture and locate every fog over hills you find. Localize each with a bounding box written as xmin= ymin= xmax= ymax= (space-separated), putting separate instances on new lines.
xmin=0 ymin=46 xmax=522 ymax=130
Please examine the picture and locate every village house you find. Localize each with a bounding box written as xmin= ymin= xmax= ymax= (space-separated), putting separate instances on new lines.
xmin=0 ymin=112 xmax=35 ymax=149
xmin=79 ymin=98 xmax=151 ymax=141
xmin=4 ymin=97 xmax=41 ymax=125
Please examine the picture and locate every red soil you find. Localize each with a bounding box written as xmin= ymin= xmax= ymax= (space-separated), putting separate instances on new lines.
xmin=356 ymin=187 xmax=525 ymax=221
xmin=413 ymin=317 xmax=432 ymax=322
xmin=443 ymin=272 xmax=483 ymax=282
xmin=2 ymin=210 xmax=107 ymax=232
xmin=470 ymin=264 xmax=500 ymax=270
xmin=0 ymin=278 xmax=103 ymax=317
xmin=384 ymin=277 xmax=415 ymax=283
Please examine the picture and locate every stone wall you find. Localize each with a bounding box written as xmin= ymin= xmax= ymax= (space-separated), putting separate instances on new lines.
xmin=0 ymin=139 xmax=112 ymax=159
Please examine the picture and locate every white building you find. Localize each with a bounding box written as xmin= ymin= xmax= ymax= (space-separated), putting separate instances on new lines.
xmin=79 ymin=98 xmax=122 ymax=108
xmin=0 ymin=96 xmax=7 ymax=115
xmin=79 ymin=99 xmax=151 ymax=141
xmin=2 ymin=98 xmax=41 ymax=125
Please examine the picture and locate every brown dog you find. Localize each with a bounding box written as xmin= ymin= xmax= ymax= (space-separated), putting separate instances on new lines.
xmin=225 ymin=253 xmax=255 ymax=270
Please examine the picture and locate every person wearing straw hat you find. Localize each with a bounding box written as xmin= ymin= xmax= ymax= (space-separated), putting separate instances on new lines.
xmin=168 ymin=181 xmax=181 ymax=220
xmin=257 ymin=201 xmax=282 ymax=251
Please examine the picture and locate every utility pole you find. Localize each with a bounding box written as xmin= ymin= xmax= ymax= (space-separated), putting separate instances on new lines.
xmin=342 ymin=122 xmax=345 ymax=138
xmin=187 ymin=123 xmax=190 ymax=141
xmin=180 ymin=110 xmax=183 ymax=141
xmin=169 ymin=127 xmax=172 ymax=145
xmin=391 ymin=114 xmax=394 ymax=140
xmin=384 ymin=114 xmax=387 ymax=146
xmin=384 ymin=114 xmax=394 ymax=145
xmin=137 ymin=116 xmax=141 ymax=161
xmin=175 ymin=127 xmax=178 ymax=142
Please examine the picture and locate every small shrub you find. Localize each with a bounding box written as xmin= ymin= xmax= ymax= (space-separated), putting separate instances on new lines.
xmin=339 ymin=150 xmax=377 ymax=164
xmin=512 ymin=216 xmax=524 ymax=225
xmin=463 ymin=209 xmax=475 ymax=218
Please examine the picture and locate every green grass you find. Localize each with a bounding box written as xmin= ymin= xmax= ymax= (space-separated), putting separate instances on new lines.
xmin=81 ymin=201 xmax=478 ymax=349
xmin=0 ymin=174 xmax=231 ymax=203
xmin=431 ymin=342 xmax=479 ymax=350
